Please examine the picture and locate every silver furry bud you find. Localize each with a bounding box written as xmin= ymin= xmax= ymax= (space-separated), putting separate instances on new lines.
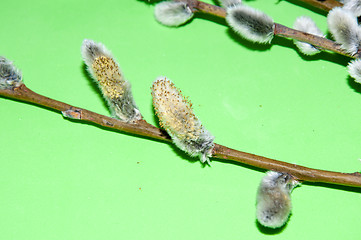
xmin=328 ymin=7 xmax=361 ymax=55
xmin=0 ymin=57 xmax=23 ymax=90
xmin=256 ymin=171 xmax=299 ymax=228
xmin=154 ymin=1 xmax=194 ymax=27
xmin=293 ymin=16 xmax=324 ymax=55
xmin=226 ymin=5 xmax=274 ymax=43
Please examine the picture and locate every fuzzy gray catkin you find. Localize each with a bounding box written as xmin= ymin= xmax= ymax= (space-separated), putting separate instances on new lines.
xmin=0 ymin=57 xmax=23 ymax=90
xmin=293 ymin=16 xmax=324 ymax=55
xmin=348 ymin=58 xmax=361 ymax=83
xmin=327 ymin=7 xmax=361 ymax=55
xmin=154 ymin=1 xmax=194 ymax=27
xmin=343 ymin=0 xmax=361 ymax=17
xmin=151 ymin=77 xmax=215 ymax=164
xmin=219 ymin=0 xmax=242 ymax=9
xmin=81 ymin=39 xmax=142 ymax=123
xmin=256 ymin=171 xmax=299 ymax=228
xmin=226 ymin=4 xmax=274 ymax=43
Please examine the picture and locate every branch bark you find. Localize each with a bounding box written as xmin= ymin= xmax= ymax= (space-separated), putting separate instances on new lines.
xmin=1 ymin=84 xmax=361 ymax=188
xmin=295 ymin=0 xmax=342 ymax=12
xmin=0 ymin=85 xmax=169 ymax=141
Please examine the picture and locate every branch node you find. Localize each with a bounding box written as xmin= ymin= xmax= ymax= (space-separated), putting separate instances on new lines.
xmin=62 ymin=109 xmax=82 ymax=120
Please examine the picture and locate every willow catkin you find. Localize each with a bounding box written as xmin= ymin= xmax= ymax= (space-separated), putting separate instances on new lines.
xmin=256 ymin=171 xmax=299 ymax=228
xmin=151 ymin=77 xmax=214 ymax=164
xmin=81 ymin=39 xmax=141 ymax=123
xmin=154 ymin=1 xmax=194 ymax=27
xmin=226 ymin=4 xmax=274 ymax=43
xmin=0 ymin=57 xmax=23 ymax=90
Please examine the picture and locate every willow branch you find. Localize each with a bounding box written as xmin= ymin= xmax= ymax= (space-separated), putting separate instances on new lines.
xmin=0 ymin=84 xmax=169 ymax=141
xmin=1 ymin=84 xmax=361 ymax=188
xmin=179 ymin=0 xmax=358 ymax=59
xmin=295 ymin=0 xmax=343 ymax=12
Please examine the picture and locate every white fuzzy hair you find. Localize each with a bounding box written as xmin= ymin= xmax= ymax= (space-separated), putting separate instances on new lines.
xmin=219 ymin=0 xmax=242 ymax=9
xmin=327 ymin=7 xmax=361 ymax=55
xmin=151 ymin=77 xmax=215 ymax=164
xmin=256 ymin=171 xmax=299 ymax=228
xmin=154 ymin=1 xmax=194 ymax=27
xmin=226 ymin=5 xmax=274 ymax=43
xmin=343 ymin=0 xmax=361 ymax=17
xmin=0 ymin=57 xmax=23 ymax=90
xmin=293 ymin=16 xmax=324 ymax=55
xmin=81 ymin=39 xmax=113 ymax=69
xmin=348 ymin=58 xmax=361 ymax=83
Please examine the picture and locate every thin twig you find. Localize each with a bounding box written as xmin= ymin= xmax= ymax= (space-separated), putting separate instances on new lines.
xmin=179 ymin=0 xmax=358 ymax=58
xmin=273 ymin=23 xmax=355 ymax=58
xmin=1 ymin=84 xmax=361 ymax=188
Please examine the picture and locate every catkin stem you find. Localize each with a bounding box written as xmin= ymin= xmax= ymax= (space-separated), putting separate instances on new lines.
xmin=1 ymin=84 xmax=361 ymax=188
xmin=177 ymin=0 xmax=357 ymax=58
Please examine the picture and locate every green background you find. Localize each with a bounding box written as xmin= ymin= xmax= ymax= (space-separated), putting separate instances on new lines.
xmin=1 ymin=0 xmax=360 ymax=239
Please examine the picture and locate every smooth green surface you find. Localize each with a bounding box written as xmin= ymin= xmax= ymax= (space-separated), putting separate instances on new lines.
xmin=1 ymin=0 xmax=360 ymax=239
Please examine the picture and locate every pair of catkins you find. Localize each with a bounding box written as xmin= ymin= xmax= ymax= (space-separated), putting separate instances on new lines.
xmin=154 ymin=0 xmax=361 ymax=83
xmin=0 ymin=39 xmax=299 ymax=228
xmin=81 ymin=39 xmax=299 ymax=229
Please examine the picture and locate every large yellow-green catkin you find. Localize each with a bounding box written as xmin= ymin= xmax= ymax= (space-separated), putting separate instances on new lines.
xmin=81 ymin=39 xmax=141 ymax=123
xmin=151 ymin=77 xmax=214 ymax=164
xmin=92 ymin=56 xmax=125 ymax=99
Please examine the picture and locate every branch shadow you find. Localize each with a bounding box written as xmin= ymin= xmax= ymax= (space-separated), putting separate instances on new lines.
xmin=273 ymin=36 xmax=350 ymax=66
xmin=255 ymin=219 xmax=289 ymax=235
xmin=226 ymin=28 xmax=272 ymax=52
xmin=347 ymin=75 xmax=361 ymax=94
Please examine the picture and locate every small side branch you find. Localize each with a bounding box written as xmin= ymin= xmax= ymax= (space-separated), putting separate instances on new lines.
xmin=178 ymin=0 xmax=355 ymax=59
xmin=296 ymin=0 xmax=343 ymax=12
xmin=274 ymin=23 xmax=356 ymax=58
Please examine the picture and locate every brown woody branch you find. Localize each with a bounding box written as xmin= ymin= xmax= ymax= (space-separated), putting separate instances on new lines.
xmin=1 ymin=84 xmax=361 ymax=188
xmin=178 ymin=0 xmax=358 ymax=58
xmin=295 ymin=0 xmax=342 ymax=12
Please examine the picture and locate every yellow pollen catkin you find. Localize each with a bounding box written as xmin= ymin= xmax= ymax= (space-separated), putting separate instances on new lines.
xmin=92 ymin=56 xmax=125 ymax=99
xmin=81 ymin=39 xmax=142 ymax=123
xmin=151 ymin=78 xmax=214 ymax=164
